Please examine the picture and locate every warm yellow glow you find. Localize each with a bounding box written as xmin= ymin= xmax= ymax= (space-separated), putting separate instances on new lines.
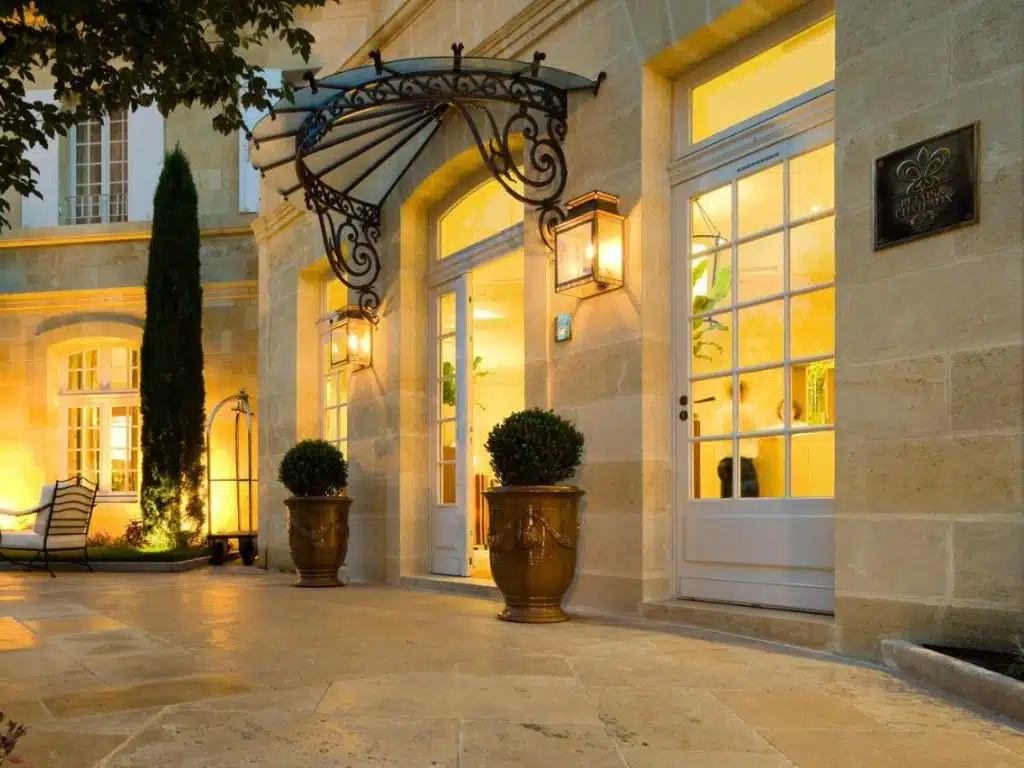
xmin=347 ymin=332 xmax=359 ymax=353
xmin=691 ymin=16 xmax=835 ymax=143
xmin=208 ymin=447 xmax=258 ymax=534
xmin=554 ymin=195 xmax=625 ymax=298
xmin=439 ymin=176 xmax=524 ymax=259
xmin=0 ymin=443 xmax=44 ymax=512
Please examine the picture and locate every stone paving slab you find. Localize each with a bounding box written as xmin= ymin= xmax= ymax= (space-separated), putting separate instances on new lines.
xmin=0 ymin=569 xmax=1020 ymax=766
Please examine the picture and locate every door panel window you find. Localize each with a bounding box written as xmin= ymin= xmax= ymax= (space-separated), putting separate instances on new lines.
xmin=689 ymin=143 xmax=836 ymax=499
xmin=436 ymin=291 xmax=458 ymax=505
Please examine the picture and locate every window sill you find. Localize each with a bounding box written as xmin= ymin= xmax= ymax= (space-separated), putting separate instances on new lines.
xmin=96 ymin=493 xmax=139 ymax=504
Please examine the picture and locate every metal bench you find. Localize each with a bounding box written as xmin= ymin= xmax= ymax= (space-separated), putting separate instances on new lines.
xmin=0 ymin=476 xmax=99 ymax=577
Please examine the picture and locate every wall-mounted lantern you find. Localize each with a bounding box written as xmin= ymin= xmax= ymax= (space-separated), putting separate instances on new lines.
xmin=553 ymin=191 xmax=625 ymax=298
xmin=328 ymin=305 xmax=372 ymax=370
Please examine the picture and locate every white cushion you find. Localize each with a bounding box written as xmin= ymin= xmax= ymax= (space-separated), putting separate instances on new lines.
xmin=1 ymin=531 xmax=43 ymax=549
xmin=37 ymin=483 xmax=56 ymax=506
xmin=0 ymin=531 xmax=86 ymax=550
xmin=33 ymin=483 xmax=56 ymax=533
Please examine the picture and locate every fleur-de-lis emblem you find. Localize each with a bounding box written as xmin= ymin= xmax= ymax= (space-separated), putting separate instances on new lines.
xmin=896 ymin=146 xmax=951 ymax=193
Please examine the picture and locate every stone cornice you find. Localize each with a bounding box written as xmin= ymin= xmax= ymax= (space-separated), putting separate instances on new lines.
xmin=250 ymin=201 xmax=307 ymax=243
xmin=0 ymin=280 xmax=257 ymax=313
xmin=0 ymin=226 xmax=253 ymax=251
xmin=320 ymin=0 xmax=437 ymax=75
xmin=473 ymin=0 xmax=594 ymax=59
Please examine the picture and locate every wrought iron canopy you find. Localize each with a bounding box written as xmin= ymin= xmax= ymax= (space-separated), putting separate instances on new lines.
xmin=249 ymin=44 xmax=604 ymax=320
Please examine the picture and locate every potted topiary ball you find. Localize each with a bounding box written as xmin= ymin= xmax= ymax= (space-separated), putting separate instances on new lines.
xmin=277 ymin=439 xmax=350 ymax=587
xmin=483 ymin=408 xmax=585 ymax=623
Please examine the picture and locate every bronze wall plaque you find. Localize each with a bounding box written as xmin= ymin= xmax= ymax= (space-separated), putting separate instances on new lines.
xmin=873 ymin=123 xmax=979 ymax=250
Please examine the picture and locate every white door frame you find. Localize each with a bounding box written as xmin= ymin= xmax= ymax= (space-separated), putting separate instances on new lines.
xmin=670 ymin=95 xmax=837 ymax=614
xmin=426 ymin=225 xmax=525 ymax=576
xmin=429 ymin=274 xmax=473 ymax=575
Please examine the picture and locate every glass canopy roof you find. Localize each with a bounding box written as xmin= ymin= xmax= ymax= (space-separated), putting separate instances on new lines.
xmin=248 ymin=49 xmax=603 ymax=211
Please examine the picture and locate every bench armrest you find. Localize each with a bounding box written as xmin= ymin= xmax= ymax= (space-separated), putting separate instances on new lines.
xmin=0 ymin=503 xmax=46 ymax=518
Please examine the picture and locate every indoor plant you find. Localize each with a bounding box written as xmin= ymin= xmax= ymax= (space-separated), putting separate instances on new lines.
xmin=277 ymin=439 xmax=350 ymax=587
xmin=483 ymin=408 xmax=585 ymax=623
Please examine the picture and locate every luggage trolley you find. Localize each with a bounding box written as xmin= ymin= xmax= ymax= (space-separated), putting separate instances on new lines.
xmin=205 ymin=390 xmax=258 ymax=566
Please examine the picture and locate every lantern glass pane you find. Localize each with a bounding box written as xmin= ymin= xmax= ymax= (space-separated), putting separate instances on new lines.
xmin=556 ymin=218 xmax=594 ymax=289
xmin=329 ymin=325 xmax=347 ymax=367
xmin=595 ymin=213 xmax=624 ymax=284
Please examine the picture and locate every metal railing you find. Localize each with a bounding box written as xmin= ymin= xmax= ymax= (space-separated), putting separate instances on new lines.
xmin=59 ymin=194 xmax=128 ymax=225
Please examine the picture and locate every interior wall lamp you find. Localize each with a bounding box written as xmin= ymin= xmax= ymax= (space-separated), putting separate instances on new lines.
xmin=553 ymin=191 xmax=625 ymax=298
xmin=328 ymin=305 xmax=372 ymax=370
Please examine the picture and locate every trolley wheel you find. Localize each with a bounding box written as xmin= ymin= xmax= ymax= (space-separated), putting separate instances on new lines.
xmin=239 ymin=537 xmax=257 ymax=566
xmin=210 ymin=539 xmax=227 ymax=566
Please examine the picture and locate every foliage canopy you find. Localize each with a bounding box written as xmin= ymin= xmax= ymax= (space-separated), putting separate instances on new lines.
xmin=0 ymin=0 xmax=325 ymax=230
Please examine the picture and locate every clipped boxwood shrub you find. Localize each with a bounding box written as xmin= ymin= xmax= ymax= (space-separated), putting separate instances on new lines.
xmin=278 ymin=439 xmax=348 ymax=497
xmin=485 ymin=408 xmax=584 ymax=487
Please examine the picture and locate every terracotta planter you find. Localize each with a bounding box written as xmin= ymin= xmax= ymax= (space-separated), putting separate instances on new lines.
xmin=284 ymin=496 xmax=351 ymax=587
xmin=483 ymin=485 xmax=583 ymax=623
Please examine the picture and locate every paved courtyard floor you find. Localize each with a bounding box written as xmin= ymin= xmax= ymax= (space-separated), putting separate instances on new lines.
xmin=0 ymin=569 xmax=1020 ymax=767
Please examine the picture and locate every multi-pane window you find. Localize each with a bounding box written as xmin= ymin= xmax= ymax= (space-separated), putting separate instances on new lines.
xmin=319 ymin=278 xmax=349 ymax=456
xmin=68 ymin=110 xmax=128 ymax=224
xmin=689 ymin=144 xmax=836 ymax=500
xmin=436 ymin=291 xmax=457 ymax=504
xmin=61 ymin=345 xmax=141 ymax=494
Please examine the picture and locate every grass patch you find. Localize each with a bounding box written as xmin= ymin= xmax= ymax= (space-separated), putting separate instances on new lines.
xmin=0 ymin=546 xmax=205 ymax=563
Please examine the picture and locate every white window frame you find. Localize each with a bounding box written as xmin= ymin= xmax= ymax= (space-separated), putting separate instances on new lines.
xmin=68 ymin=110 xmax=128 ymax=224
xmin=671 ymin=0 xmax=835 ymax=161
xmin=317 ymin=276 xmax=349 ymax=456
xmin=59 ymin=346 xmax=141 ymax=500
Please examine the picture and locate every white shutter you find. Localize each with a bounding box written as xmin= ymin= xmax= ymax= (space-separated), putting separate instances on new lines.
xmin=20 ymin=89 xmax=60 ymax=229
xmin=127 ymin=104 xmax=165 ymax=222
xmin=239 ymin=68 xmax=282 ymax=214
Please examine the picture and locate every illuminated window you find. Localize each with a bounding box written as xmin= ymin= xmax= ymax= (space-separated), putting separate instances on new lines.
xmin=69 ymin=109 xmax=128 ymax=224
xmin=61 ymin=345 xmax=141 ymax=494
xmin=691 ymin=16 xmax=835 ymax=144
xmin=438 ymin=176 xmax=524 ymax=259
xmin=689 ymin=144 xmax=836 ymax=500
xmin=319 ymin=277 xmax=348 ymax=456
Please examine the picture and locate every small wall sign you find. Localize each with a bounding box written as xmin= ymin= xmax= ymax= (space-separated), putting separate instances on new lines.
xmin=874 ymin=122 xmax=979 ymax=250
xmin=554 ymin=313 xmax=572 ymax=343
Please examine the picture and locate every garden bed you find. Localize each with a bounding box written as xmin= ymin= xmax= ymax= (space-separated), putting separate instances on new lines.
xmin=0 ymin=546 xmax=210 ymax=572
xmin=881 ymin=638 xmax=1024 ymax=724
xmin=924 ymin=645 xmax=1023 ymax=683
xmin=0 ymin=546 xmax=206 ymax=563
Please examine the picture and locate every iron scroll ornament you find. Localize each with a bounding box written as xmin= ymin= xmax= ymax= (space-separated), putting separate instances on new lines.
xmin=271 ymin=44 xmax=605 ymax=322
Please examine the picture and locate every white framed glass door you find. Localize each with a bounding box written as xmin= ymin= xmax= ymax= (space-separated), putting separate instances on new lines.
xmin=430 ymin=275 xmax=473 ymax=575
xmin=674 ymin=123 xmax=836 ymax=613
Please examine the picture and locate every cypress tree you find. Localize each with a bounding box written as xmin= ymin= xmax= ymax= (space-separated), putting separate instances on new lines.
xmin=140 ymin=145 xmax=206 ymax=544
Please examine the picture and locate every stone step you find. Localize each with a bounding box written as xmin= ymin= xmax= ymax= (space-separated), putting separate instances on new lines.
xmin=400 ymin=573 xmax=501 ymax=601
xmin=640 ymin=598 xmax=836 ymax=652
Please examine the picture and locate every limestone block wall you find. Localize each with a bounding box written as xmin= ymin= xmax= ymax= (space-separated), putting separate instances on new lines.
xmin=833 ymin=0 xmax=1024 ymax=657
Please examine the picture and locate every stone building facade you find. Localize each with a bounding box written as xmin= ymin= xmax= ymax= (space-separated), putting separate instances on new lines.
xmin=1 ymin=0 xmax=1019 ymax=662
xmin=252 ymin=0 xmax=1022 ymax=660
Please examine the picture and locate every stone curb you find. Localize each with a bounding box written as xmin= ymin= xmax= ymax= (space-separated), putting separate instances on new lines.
xmin=881 ymin=638 xmax=1024 ymax=724
xmin=0 ymin=557 xmax=209 ymax=573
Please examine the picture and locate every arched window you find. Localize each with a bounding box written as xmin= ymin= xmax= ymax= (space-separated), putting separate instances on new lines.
xmin=438 ymin=176 xmax=524 ymax=260
xmin=61 ymin=345 xmax=140 ymax=494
